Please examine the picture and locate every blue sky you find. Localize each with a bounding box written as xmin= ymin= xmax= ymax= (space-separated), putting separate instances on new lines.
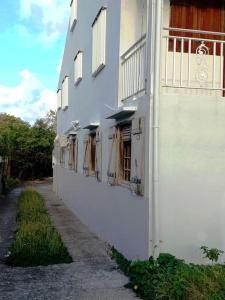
xmin=0 ymin=0 xmax=69 ymax=123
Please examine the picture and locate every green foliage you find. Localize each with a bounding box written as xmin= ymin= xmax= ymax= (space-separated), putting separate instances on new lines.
xmin=7 ymin=189 xmax=72 ymax=267
xmin=112 ymin=248 xmax=225 ymax=300
xmin=5 ymin=177 xmax=20 ymax=193
xmin=111 ymin=246 xmax=131 ymax=274
xmin=201 ymin=246 xmax=224 ymax=263
xmin=0 ymin=112 xmax=56 ymax=180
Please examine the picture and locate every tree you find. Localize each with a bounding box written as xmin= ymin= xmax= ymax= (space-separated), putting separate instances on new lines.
xmin=0 ymin=114 xmax=30 ymax=177
xmin=0 ymin=111 xmax=56 ymax=180
xmin=38 ymin=110 xmax=57 ymax=132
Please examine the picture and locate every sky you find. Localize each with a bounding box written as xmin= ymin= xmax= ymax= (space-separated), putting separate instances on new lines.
xmin=0 ymin=0 xmax=70 ymax=123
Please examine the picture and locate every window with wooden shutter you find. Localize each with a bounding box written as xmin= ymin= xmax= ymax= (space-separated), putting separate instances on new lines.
xmin=107 ymin=127 xmax=118 ymax=185
xmin=131 ymin=117 xmax=145 ymax=196
xmin=107 ymin=124 xmax=133 ymax=185
xmin=68 ymin=136 xmax=78 ymax=172
xmin=68 ymin=140 xmax=73 ymax=169
xmin=90 ymin=133 xmax=96 ymax=173
xmin=92 ymin=7 xmax=107 ymax=76
xmin=73 ymin=138 xmax=78 ymax=172
xmin=60 ymin=147 xmax=66 ymax=167
xmin=83 ymin=135 xmax=91 ymax=176
xmin=120 ymin=124 xmax=132 ymax=182
xmin=74 ymin=51 xmax=83 ymax=85
xmin=95 ymin=127 xmax=102 ymax=181
xmin=70 ymin=0 xmax=77 ymax=32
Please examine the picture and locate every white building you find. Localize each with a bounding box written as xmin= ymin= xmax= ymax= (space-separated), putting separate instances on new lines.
xmin=54 ymin=0 xmax=225 ymax=263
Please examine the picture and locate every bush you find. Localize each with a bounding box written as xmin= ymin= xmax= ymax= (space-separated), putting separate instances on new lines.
xmin=112 ymin=249 xmax=225 ymax=300
xmin=7 ymin=189 xmax=72 ymax=266
xmin=4 ymin=177 xmax=20 ymax=193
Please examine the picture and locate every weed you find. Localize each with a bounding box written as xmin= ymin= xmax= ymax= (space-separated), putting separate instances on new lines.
xmin=112 ymin=248 xmax=225 ymax=300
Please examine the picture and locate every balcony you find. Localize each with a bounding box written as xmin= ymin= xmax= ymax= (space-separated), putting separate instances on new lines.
xmin=119 ymin=35 xmax=146 ymax=102
xmin=161 ymin=27 xmax=225 ymax=96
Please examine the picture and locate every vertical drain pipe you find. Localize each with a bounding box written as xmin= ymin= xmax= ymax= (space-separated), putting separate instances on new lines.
xmin=149 ymin=0 xmax=163 ymax=259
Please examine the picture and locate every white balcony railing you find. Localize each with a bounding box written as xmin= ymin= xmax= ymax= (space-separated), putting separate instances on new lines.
xmin=120 ymin=35 xmax=146 ymax=101
xmin=162 ymin=27 xmax=225 ymax=95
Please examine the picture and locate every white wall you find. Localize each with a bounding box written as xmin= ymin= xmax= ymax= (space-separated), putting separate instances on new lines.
xmin=55 ymin=167 xmax=150 ymax=260
xmin=120 ymin=0 xmax=147 ymax=55
xmin=158 ymin=93 xmax=225 ymax=263
xmin=55 ymin=0 xmax=152 ymax=260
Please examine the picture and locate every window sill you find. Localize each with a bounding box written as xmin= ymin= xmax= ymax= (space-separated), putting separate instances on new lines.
xmin=74 ymin=77 xmax=82 ymax=86
xmin=70 ymin=19 xmax=77 ymax=32
xmin=92 ymin=63 xmax=105 ymax=78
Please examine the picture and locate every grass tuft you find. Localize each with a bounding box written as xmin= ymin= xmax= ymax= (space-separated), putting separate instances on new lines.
xmin=7 ymin=189 xmax=72 ymax=267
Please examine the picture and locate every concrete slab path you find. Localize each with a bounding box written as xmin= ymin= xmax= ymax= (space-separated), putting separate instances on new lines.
xmin=0 ymin=183 xmax=138 ymax=300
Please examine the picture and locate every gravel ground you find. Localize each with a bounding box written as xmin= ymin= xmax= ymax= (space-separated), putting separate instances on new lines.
xmin=0 ymin=183 xmax=137 ymax=300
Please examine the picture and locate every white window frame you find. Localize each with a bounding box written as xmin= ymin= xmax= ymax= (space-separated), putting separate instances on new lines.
xmin=92 ymin=7 xmax=107 ymax=77
xmin=74 ymin=51 xmax=83 ymax=85
xmin=57 ymin=89 xmax=62 ymax=110
xmin=70 ymin=0 xmax=77 ymax=32
xmin=62 ymin=76 xmax=69 ymax=110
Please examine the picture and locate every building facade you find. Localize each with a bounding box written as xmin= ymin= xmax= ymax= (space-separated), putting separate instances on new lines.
xmin=54 ymin=0 xmax=225 ymax=263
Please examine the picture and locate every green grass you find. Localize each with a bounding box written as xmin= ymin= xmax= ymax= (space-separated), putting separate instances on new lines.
xmin=112 ymin=249 xmax=225 ymax=300
xmin=7 ymin=189 xmax=73 ymax=267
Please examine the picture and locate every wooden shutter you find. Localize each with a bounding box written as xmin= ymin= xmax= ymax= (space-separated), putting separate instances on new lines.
xmin=131 ymin=117 xmax=145 ymax=196
xmin=83 ymin=135 xmax=91 ymax=176
xmin=68 ymin=137 xmax=72 ymax=169
xmin=95 ymin=127 xmax=102 ymax=181
xmin=169 ymin=0 xmax=225 ymax=53
xmin=73 ymin=137 xmax=78 ymax=172
xmin=107 ymin=127 xmax=118 ymax=185
xmin=121 ymin=125 xmax=131 ymax=141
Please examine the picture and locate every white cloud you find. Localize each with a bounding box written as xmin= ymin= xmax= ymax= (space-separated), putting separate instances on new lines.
xmin=0 ymin=69 xmax=56 ymax=123
xmin=19 ymin=0 xmax=70 ymax=46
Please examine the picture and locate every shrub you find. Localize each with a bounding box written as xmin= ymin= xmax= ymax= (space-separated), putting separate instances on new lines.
xmin=7 ymin=189 xmax=72 ymax=266
xmin=112 ymin=249 xmax=225 ymax=300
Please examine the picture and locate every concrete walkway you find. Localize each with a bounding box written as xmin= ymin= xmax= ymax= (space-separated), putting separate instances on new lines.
xmin=0 ymin=183 xmax=137 ymax=300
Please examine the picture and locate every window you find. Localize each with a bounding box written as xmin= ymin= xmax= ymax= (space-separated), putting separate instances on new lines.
xmin=120 ymin=124 xmax=132 ymax=182
xmin=90 ymin=133 xmax=96 ymax=172
xmin=57 ymin=89 xmax=61 ymax=110
xmin=92 ymin=7 xmax=107 ymax=76
xmin=74 ymin=51 xmax=83 ymax=85
xmin=70 ymin=0 xmax=77 ymax=32
xmin=107 ymin=118 xmax=145 ymax=195
xmin=83 ymin=127 xmax=102 ymax=181
xmin=62 ymin=76 xmax=69 ymax=109
xmin=60 ymin=147 xmax=65 ymax=167
xmin=68 ymin=135 xmax=78 ymax=172
xmin=83 ymin=133 xmax=96 ymax=175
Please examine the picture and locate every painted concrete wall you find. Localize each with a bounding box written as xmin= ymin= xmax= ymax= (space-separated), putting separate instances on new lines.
xmin=120 ymin=0 xmax=147 ymax=55
xmin=54 ymin=166 xmax=150 ymax=260
xmin=57 ymin=0 xmax=121 ymax=135
xmin=55 ymin=0 xmax=225 ymax=264
xmin=55 ymin=0 xmax=152 ymax=260
xmin=158 ymin=93 xmax=225 ymax=263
